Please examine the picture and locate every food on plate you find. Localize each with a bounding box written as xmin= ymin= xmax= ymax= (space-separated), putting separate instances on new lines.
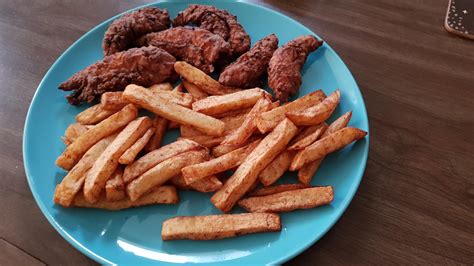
xmin=76 ymin=104 xmax=120 ymax=124
xmin=59 ymin=46 xmax=177 ymax=105
xmin=219 ymin=34 xmax=278 ymax=88
xmin=258 ymin=150 xmax=295 ymax=186
xmin=138 ymin=27 xmax=231 ymax=73
xmin=103 ymin=7 xmax=171 ymax=56
xmin=287 ymin=123 xmax=327 ymax=150
xmin=105 ymin=167 xmax=126 ymax=201
xmin=74 ymin=186 xmax=179 ymax=210
xmin=169 ymin=174 xmax=223 ymax=193
xmin=239 ymin=186 xmax=334 ymax=212
xmin=287 ymin=89 xmax=340 ymax=126
xmin=178 ymin=135 xmax=224 ymax=148
xmin=100 ymin=92 xmax=128 ymax=110
xmin=268 ymin=35 xmax=323 ymax=102
xmin=212 ymin=134 xmax=262 ymax=157
xmin=62 ymin=123 xmax=89 ymax=145
xmin=149 ymin=82 xmax=173 ymax=91
xmin=182 ymin=80 xmax=208 ymax=100
xmin=144 ymin=116 xmax=168 ymax=152
xmin=118 ymin=128 xmax=155 ymax=164
xmin=248 ymin=183 xmax=309 ymax=197
xmin=162 ymin=213 xmax=281 ymax=240
xmin=173 ymin=4 xmax=251 ymax=56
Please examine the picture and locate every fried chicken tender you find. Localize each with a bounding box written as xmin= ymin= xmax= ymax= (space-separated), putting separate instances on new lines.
xmin=138 ymin=26 xmax=231 ymax=73
xmin=173 ymin=4 xmax=250 ymax=57
xmin=219 ymin=34 xmax=278 ymax=88
xmin=103 ymin=7 xmax=171 ymax=56
xmin=59 ymin=46 xmax=177 ymax=105
xmin=268 ymin=35 xmax=323 ymax=102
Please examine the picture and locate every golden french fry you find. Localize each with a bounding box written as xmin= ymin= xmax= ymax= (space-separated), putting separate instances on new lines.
xmin=248 ymin=183 xmax=309 ymax=197
xmin=76 ymin=104 xmax=120 ymax=125
xmin=54 ymin=134 xmax=116 ymax=207
xmin=182 ymin=79 xmax=208 ymax=100
xmin=211 ymin=135 xmax=262 ymax=157
xmin=144 ymin=116 xmax=168 ymax=152
xmin=259 ymin=150 xmax=295 ymax=186
xmin=180 ymin=125 xmax=204 ymax=137
xmin=174 ymin=61 xmax=240 ymax=95
xmin=321 ymin=111 xmax=352 ymax=138
xmin=123 ymin=84 xmax=225 ymax=136
xmin=123 ymin=139 xmax=202 ymax=183
xmin=211 ymin=107 xmax=252 ymax=119
xmin=170 ymin=174 xmax=223 ymax=193
xmin=100 ymin=92 xmax=129 ymax=110
xmin=290 ymin=127 xmax=367 ymax=170
xmin=127 ymin=150 xmax=208 ymax=201
xmin=149 ymin=88 xmax=194 ymax=108
xmin=162 ymin=213 xmax=281 ymax=240
xmin=178 ymin=136 xmax=224 ymax=148
xmin=83 ymin=117 xmax=152 ymax=203
xmin=180 ymin=111 xmax=247 ymax=139
xmin=62 ymin=123 xmax=89 ymax=145
xmin=211 ymin=119 xmax=298 ymax=212
xmin=288 ymin=123 xmax=328 ymax=150
xmin=287 ymin=90 xmax=340 ymax=126
xmin=192 ymin=88 xmax=266 ymax=116
xmin=74 ymin=186 xmax=179 ymax=210
xmin=56 ymin=104 xmax=138 ymax=170
xmin=256 ymin=90 xmax=326 ymax=133
xmin=239 ymin=186 xmax=334 ymax=213
xmin=168 ymin=121 xmax=180 ymax=129
xmin=118 ymin=128 xmax=154 ymax=164
xmin=105 ymin=167 xmax=126 ymax=201
xmin=222 ymin=97 xmax=272 ymax=146
xmin=149 ymin=83 xmax=173 ymax=91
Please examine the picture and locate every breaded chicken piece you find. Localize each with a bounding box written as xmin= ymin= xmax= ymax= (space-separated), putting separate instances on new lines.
xmin=103 ymin=7 xmax=170 ymax=56
xmin=59 ymin=46 xmax=177 ymax=105
xmin=219 ymin=34 xmax=278 ymax=88
xmin=268 ymin=35 xmax=323 ymax=102
xmin=137 ymin=27 xmax=231 ymax=73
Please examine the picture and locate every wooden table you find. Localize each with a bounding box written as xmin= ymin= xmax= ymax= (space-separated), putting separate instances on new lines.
xmin=1 ymin=0 xmax=472 ymax=264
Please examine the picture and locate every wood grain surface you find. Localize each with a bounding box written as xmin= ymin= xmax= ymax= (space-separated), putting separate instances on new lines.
xmin=1 ymin=0 xmax=473 ymax=264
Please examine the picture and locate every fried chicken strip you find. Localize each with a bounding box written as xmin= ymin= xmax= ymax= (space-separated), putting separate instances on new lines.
xmin=103 ymin=7 xmax=171 ymax=56
xmin=219 ymin=34 xmax=278 ymax=88
xmin=268 ymin=35 xmax=323 ymax=102
xmin=59 ymin=46 xmax=176 ymax=105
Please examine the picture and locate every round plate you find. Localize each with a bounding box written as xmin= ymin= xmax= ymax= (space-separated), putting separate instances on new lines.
xmin=23 ymin=1 xmax=369 ymax=264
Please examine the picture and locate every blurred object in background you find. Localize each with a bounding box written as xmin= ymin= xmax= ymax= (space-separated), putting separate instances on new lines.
xmin=445 ymin=0 xmax=474 ymax=39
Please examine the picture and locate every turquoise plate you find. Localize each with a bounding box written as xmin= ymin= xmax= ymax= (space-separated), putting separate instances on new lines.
xmin=23 ymin=1 xmax=369 ymax=264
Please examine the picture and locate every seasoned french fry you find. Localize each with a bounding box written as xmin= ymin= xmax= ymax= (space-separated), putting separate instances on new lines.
xmin=56 ymin=104 xmax=138 ymax=170
xmin=287 ymin=90 xmax=340 ymax=126
xmin=180 ymin=125 xmax=204 ymax=137
xmin=76 ymin=104 xmax=120 ymax=125
xmin=170 ymin=174 xmax=223 ymax=193
xmin=62 ymin=123 xmax=89 ymax=145
xmin=322 ymin=111 xmax=353 ymax=138
xmin=123 ymin=84 xmax=225 ymax=136
xmin=222 ymin=97 xmax=272 ymax=146
xmin=290 ymin=127 xmax=367 ymax=170
xmin=105 ymin=167 xmax=126 ymax=201
xmin=178 ymin=136 xmax=224 ymax=148
xmin=83 ymin=117 xmax=152 ymax=203
xmin=174 ymin=61 xmax=240 ymax=95
xmin=174 ymin=83 xmax=185 ymax=92
xmin=192 ymin=88 xmax=266 ymax=116
xmin=211 ymin=107 xmax=252 ymax=119
xmin=123 ymin=139 xmax=202 ymax=183
xmin=256 ymin=90 xmax=326 ymax=133
xmin=127 ymin=150 xmax=208 ymax=201
xmin=248 ymin=183 xmax=309 ymax=197
xmin=182 ymin=79 xmax=208 ymax=100
xmin=118 ymin=128 xmax=154 ymax=164
xmin=211 ymin=119 xmax=298 ymax=212
xmin=168 ymin=121 xmax=180 ymax=129
xmin=149 ymin=89 xmax=194 ymax=108
xmin=182 ymin=140 xmax=260 ymax=185
xmin=74 ymin=186 xmax=179 ymax=210
xmin=239 ymin=186 xmax=334 ymax=213
xmin=54 ymin=134 xmax=116 ymax=207
xmin=180 ymin=112 xmax=247 ymax=138
xmin=288 ymin=123 xmax=328 ymax=150
xmin=144 ymin=116 xmax=168 ymax=152
xmin=211 ymin=135 xmax=262 ymax=157
xmin=101 ymin=92 xmax=128 ymax=110
xmin=259 ymin=150 xmax=295 ymax=186
xmin=149 ymin=83 xmax=173 ymax=91
xmin=162 ymin=213 xmax=281 ymax=240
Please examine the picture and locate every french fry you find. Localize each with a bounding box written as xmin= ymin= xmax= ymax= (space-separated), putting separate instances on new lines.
xmin=101 ymin=92 xmax=128 ymax=110
xmin=238 ymin=186 xmax=334 ymax=213
xmin=123 ymin=84 xmax=225 ymax=136
xmin=74 ymin=186 xmax=179 ymax=210
xmin=127 ymin=150 xmax=208 ymax=201
xmin=178 ymin=136 xmax=224 ymax=148
xmin=162 ymin=213 xmax=281 ymax=240
xmin=182 ymin=140 xmax=260 ymax=185
xmin=170 ymin=174 xmax=223 ymax=193
xmin=256 ymin=90 xmax=326 ymax=133
xmin=168 ymin=121 xmax=180 ymax=129
xmin=248 ymin=183 xmax=309 ymax=197
xmin=297 ymin=111 xmax=352 ymax=184
xmin=287 ymin=90 xmax=340 ymax=126
xmin=258 ymin=150 xmax=295 ymax=186
xmin=174 ymin=61 xmax=240 ymax=95
xmin=174 ymin=83 xmax=185 ymax=92
xmin=123 ymin=139 xmax=202 ymax=183
xmin=105 ymin=167 xmax=126 ymax=201
xmin=56 ymin=104 xmax=138 ymax=170
xmin=149 ymin=88 xmax=194 ymax=108
xmin=118 ymin=128 xmax=154 ymax=164
xmin=211 ymin=135 xmax=262 ymax=157
xmin=149 ymin=83 xmax=173 ymax=91
xmin=180 ymin=112 xmax=247 ymax=138
xmin=53 ymin=134 xmax=116 ymax=207
xmin=211 ymin=107 xmax=252 ymax=119
xmin=221 ymin=97 xmax=272 ymax=146
xmin=288 ymin=123 xmax=328 ymax=150
xmin=211 ymin=119 xmax=298 ymax=212
xmin=192 ymin=88 xmax=266 ymax=116
xmin=76 ymin=104 xmax=120 ymax=125
xmin=182 ymin=79 xmax=208 ymax=100
xmin=290 ymin=127 xmax=367 ymax=170
xmin=62 ymin=123 xmax=89 ymax=145
xmin=83 ymin=116 xmax=153 ymax=203
xmin=144 ymin=116 xmax=168 ymax=152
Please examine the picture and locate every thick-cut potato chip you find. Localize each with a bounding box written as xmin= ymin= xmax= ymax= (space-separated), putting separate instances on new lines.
xmin=162 ymin=213 xmax=281 ymax=240
xmin=287 ymin=90 xmax=340 ymax=126
xmin=239 ymin=186 xmax=334 ymax=212
xmin=101 ymin=92 xmax=128 ymax=110
xmin=211 ymin=119 xmax=298 ymax=212
xmin=170 ymin=174 xmax=223 ymax=193
xmin=62 ymin=123 xmax=89 ymax=145
xmin=119 ymin=128 xmax=154 ymax=164
xmin=144 ymin=116 xmax=168 ymax=152
xmin=76 ymin=103 xmax=120 ymax=125
xmin=182 ymin=79 xmax=208 ymax=100
xmin=248 ymin=183 xmax=309 ymax=197
xmin=105 ymin=167 xmax=126 ymax=201
xmin=259 ymin=150 xmax=295 ymax=186
xmin=288 ymin=123 xmax=327 ymax=150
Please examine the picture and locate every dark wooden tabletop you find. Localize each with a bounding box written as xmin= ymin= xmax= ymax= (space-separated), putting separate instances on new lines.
xmin=1 ymin=0 xmax=473 ymax=264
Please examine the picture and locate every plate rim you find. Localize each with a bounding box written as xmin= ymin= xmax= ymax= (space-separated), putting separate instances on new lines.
xmin=22 ymin=1 xmax=369 ymax=264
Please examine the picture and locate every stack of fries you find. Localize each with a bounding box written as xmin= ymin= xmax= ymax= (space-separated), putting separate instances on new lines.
xmin=54 ymin=61 xmax=367 ymax=240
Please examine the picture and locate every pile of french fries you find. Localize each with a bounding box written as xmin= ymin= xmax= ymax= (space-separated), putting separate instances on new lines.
xmin=54 ymin=61 xmax=367 ymax=240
